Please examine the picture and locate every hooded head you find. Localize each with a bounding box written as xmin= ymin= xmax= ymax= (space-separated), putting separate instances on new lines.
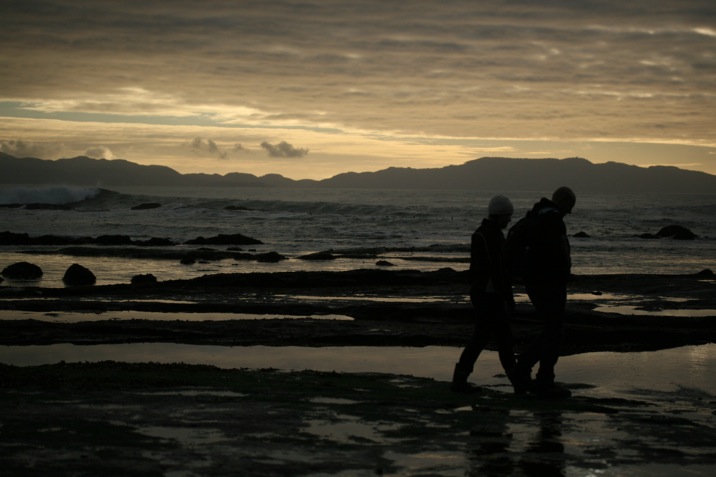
xmin=552 ymin=186 xmax=576 ymax=214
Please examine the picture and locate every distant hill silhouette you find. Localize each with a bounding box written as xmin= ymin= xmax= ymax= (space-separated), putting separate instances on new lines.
xmin=1 ymin=152 xmax=715 ymax=193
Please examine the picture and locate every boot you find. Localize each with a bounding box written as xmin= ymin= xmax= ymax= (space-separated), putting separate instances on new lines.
xmin=507 ymin=365 xmax=534 ymax=395
xmin=451 ymin=363 xmax=480 ymax=393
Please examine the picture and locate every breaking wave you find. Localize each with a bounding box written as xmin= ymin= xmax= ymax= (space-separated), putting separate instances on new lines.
xmin=0 ymin=186 xmax=103 ymax=205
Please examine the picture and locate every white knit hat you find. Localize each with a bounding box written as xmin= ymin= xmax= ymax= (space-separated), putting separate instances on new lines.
xmin=488 ymin=195 xmax=514 ymax=216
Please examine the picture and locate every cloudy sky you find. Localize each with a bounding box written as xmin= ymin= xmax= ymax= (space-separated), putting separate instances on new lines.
xmin=1 ymin=0 xmax=715 ymax=179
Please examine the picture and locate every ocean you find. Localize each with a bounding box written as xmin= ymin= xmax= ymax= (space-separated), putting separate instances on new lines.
xmin=1 ymin=185 xmax=715 ymax=288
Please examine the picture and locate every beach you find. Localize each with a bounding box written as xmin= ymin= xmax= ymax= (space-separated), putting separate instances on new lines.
xmin=2 ymin=268 xmax=715 ymax=476
xmin=1 ymin=186 xmax=715 ymax=474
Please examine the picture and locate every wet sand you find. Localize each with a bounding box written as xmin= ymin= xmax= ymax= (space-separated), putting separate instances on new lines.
xmin=1 ymin=269 xmax=715 ymax=475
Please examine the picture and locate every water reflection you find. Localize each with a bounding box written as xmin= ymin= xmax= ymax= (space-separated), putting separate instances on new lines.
xmin=593 ymin=305 xmax=716 ymax=317
xmin=0 ymin=309 xmax=354 ymax=322
xmin=520 ymin=411 xmax=565 ymax=477
xmin=467 ymin=408 xmax=515 ymax=475
xmin=1 ymin=344 xmax=714 ymax=397
xmin=467 ymin=409 xmax=567 ymax=476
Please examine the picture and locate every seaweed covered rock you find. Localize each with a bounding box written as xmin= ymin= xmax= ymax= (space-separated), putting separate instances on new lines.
xmin=63 ymin=263 xmax=96 ymax=286
xmin=0 ymin=231 xmax=32 ymax=245
xmin=95 ymin=234 xmax=134 ymax=245
xmin=256 ymin=251 xmax=287 ymax=263
xmin=657 ymin=225 xmax=698 ymax=240
xmin=1 ymin=261 xmax=43 ymax=279
xmin=131 ymin=273 xmax=158 ymax=285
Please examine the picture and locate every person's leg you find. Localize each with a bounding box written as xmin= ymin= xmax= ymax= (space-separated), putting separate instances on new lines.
xmin=494 ymin=306 xmax=516 ymax=374
xmin=511 ymin=283 xmax=545 ymax=380
xmin=510 ymin=283 xmax=565 ymax=395
xmin=534 ymin=289 xmax=565 ymax=384
xmin=530 ymin=285 xmax=570 ymax=398
xmin=452 ymin=294 xmax=498 ymax=392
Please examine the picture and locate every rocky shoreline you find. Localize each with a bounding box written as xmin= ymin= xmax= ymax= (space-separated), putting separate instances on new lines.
xmin=1 ymin=268 xmax=714 ymax=354
xmin=2 ymin=268 xmax=715 ymax=475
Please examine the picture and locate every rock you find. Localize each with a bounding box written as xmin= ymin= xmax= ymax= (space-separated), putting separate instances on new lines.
xmin=657 ymin=225 xmax=698 ymax=240
xmin=137 ymin=237 xmax=175 ymax=246
xmin=131 ymin=274 xmax=157 ymax=285
xmin=0 ymin=231 xmax=32 ymax=245
xmin=638 ymin=233 xmax=659 ymax=239
xmin=131 ymin=202 xmax=162 ymax=210
xmin=95 ymin=235 xmax=133 ymax=245
xmin=180 ymin=255 xmax=196 ymax=265
xmin=25 ymin=203 xmax=74 ymax=210
xmin=185 ymin=234 xmax=263 ymax=245
xmin=62 ymin=263 xmax=96 ymax=286
xmin=573 ymin=231 xmax=590 ymax=238
xmin=695 ymin=269 xmax=714 ymax=278
xmin=256 ymin=252 xmax=287 ymax=263
xmin=2 ymin=261 xmax=43 ymax=279
xmin=35 ymin=235 xmax=84 ymax=245
xmin=0 ymin=232 xmax=88 ymax=246
xmin=376 ymin=260 xmax=395 ymax=267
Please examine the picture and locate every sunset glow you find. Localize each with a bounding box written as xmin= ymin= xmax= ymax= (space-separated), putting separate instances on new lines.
xmin=1 ymin=0 xmax=715 ymax=179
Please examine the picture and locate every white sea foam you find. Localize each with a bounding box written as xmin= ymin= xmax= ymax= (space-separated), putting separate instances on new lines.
xmin=0 ymin=185 xmax=101 ymax=205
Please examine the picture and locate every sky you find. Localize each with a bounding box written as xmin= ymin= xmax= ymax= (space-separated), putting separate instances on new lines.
xmin=1 ymin=0 xmax=715 ymax=180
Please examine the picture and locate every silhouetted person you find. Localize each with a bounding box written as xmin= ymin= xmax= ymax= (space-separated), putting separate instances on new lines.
xmin=511 ymin=186 xmax=576 ymax=399
xmin=452 ymin=195 xmax=517 ymax=393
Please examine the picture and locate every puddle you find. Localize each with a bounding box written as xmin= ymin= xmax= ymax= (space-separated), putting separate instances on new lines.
xmin=593 ymin=305 xmax=716 ymax=317
xmin=303 ymin=414 xmax=400 ymax=444
xmin=0 ymin=309 xmax=354 ymax=322
xmin=136 ymin=389 xmax=248 ymax=398
xmin=2 ymin=343 xmax=715 ymax=399
xmin=309 ymin=397 xmax=359 ymax=405
xmin=276 ymin=294 xmax=471 ymax=304
xmin=569 ymin=292 xmax=626 ymax=301
xmin=384 ymin=450 xmax=465 ymax=476
xmin=137 ymin=426 xmax=227 ymax=444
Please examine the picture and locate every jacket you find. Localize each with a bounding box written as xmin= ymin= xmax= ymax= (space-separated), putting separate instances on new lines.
xmin=469 ymin=218 xmax=513 ymax=302
xmin=524 ymin=198 xmax=571 ymax=284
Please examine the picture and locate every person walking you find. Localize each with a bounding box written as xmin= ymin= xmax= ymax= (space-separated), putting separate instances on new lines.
xmin=451 ymin=195 xmax=517 ymax=393
xmin=510 ymin=186 xmax=576 ymax=398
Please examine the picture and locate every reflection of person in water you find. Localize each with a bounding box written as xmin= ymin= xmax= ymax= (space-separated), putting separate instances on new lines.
xmin=451 ymin=195 xmax=517 ymax=393
xmin=520 ymin=411 xmax=566 ymax=476
xmin=467 ymin=409 xmax=565 ymax=476
xmin=466 ymin=408 xmax=514 ymax=475
xmin=511 ymin=187 xmax=576 ymax=399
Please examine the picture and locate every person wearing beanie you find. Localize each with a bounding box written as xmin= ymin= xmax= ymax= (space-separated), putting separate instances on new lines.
xmin=488 ymin=194 xmax=514 ymax=216
xmin=451 ymin=195 xmax=517 ymax=393
xmin=509 ymin=186 xmax=576 ymax=399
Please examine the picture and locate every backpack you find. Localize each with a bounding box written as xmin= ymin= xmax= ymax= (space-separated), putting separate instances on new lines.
xmin=504 ymin=214 xmax=535 ymax=281
xmin=505 ymin=205 xmax=561 ymax=280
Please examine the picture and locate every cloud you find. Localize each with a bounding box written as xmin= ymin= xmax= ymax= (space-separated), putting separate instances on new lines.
xmin=261 ymin=141 xmax=309 ymax=158
xmin=188 ymin=137 xmax=228 ymax=158
xmin=186 ymin=137 xmax=256 ymax=159
xmin=0 ymin=139 xmax=60 ymax=158
xmin=232 ymin=143 xmax=252 ymax=154
xmin=190 ymin=137 xmax=219 ymax=153
xmin=84 ymin=146 xmax=115 ymax=160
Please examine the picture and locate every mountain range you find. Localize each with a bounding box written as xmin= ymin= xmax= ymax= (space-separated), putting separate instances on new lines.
xmin=1 ymin=152 xmax=715 ymax=194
